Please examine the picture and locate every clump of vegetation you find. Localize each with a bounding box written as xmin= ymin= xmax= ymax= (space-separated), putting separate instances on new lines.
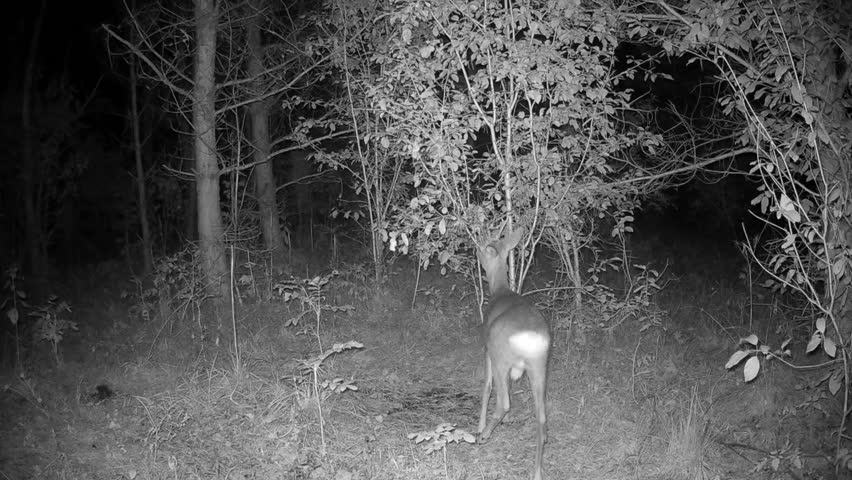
xmin=1 ymin=0 xmax=849 ymax=478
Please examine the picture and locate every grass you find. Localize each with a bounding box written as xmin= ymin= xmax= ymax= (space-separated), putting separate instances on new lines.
xmin=659 ymin=388 xmax=715 ymax=480
xmin=0 ymin=241 xmax=841 ymax=479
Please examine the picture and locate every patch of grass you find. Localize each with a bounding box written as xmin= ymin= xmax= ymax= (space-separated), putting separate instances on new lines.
xmin=659 ymin=389 xmax=717 ymax=480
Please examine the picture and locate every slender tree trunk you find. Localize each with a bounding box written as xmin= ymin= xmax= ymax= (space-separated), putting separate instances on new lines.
xmin=193 ymin=0 xmax=228 ymax=300
xmin=368 ymin=154 xmax=385 ymax=280
xmin=247 ymin=0 xmax=284 ymax=256
xmin=288 ymin=150 xmax=312 ymax=245
xmin=181 ymin=135 xmax=197 ymax=242
xmin=130 ymin=15 xmax=154 ymax=276
xmin=21 ymin=0 xmax=48 ymax=300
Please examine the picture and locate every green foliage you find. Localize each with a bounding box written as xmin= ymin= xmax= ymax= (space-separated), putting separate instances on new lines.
xmin=3 ymin=371 xmax=46 ymax=414
xmin=408 ymin=423 xmax=476 ymax=455
xmin=2 ymin=267 xmax=77 ymax=367
xmin=341 ymin=0 xmax=657 ymax=280
xmin=726 ymin=328 xmax=842 ymax=401
xmin=647 ymin=0 xmax=852 ymax=315
xmin=752 ymin=441 xmax=803 ymax=474
xmin=122 ymin=248 xmax=203 ymax=324
xmin=2 ymin=266 xmax=27 ymax=368
xmin=273 ymin=271 xmax=355 ymax=329
xmin=295 ymin=340 xmax=364 ymax=457
xmin=631 ymin=0 xmax=852 ymax=463
xmin=837 ymin=448 xmax=852 ymax=472
xmin=295 ymin=340 xmax=364 ymax=403
xmin=2 ymin=266 xmax=25 ymax=323
xmin=576 ymin=258 xmax=665 ymax=332
xmin=29 ymin=296 xmax=77 ymax=366
xmin=725 ymin=335 xmax=792 ymax=383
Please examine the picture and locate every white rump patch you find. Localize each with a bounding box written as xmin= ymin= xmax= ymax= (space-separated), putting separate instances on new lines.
xmin=508 ymin=331 xmax=549 ymax=358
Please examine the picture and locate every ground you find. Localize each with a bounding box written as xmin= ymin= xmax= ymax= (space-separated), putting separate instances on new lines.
xmin=0 ymin=238 xmax=842 ymax=480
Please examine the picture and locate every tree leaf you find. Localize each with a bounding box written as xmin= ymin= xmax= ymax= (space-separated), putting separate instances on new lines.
xmin=806 ymin=331 xmax=822 ymax=353
xmin=5 ymin=308 xmax=18 ymax=326
xmin=778 ymin=194 xmax=801 ymax=223
xmin=790 ymin=83 xmax=803 ymax=103
xmin=824 ymin=337 xmax=837 ymax=358
xmin=725 ymin=350 xmax=750 ymax=369
xmin=743 ymin=356 xmax=760 ymax=382
xmin=833 ymin=257 xmax=847 ymax=279
xmin=816 ymin=317 xmax=826 ymax=333
xmin=829 ymin=369 xmax=842 ymax=395
xmin=741 ymin=334 xmax=759 ymax=346
xmin=781 ymin=233 xmax=796 ymax=250
xmin=528 ymin=89 xmax=542 ymax=104
xmin=817 ymin=127 xmax=831 ymax=145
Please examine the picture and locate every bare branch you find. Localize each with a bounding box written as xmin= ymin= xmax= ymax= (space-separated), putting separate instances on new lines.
xmin=103 ymin=24 xmax=193 ymax=99
xmin=613 ymin=147 xmax=756 ymax=187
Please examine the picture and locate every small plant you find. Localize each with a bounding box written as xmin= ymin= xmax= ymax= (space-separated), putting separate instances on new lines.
xmin=122 ymin=277 xmax=158 ymax=323
xmin=726 ymin=319 xmax=840 ymax=387
xmin=837 ymin=448 xmax=852 ymax=472
xmin=122 ymin=248 xmax=204 ymax=330
xmin=408 ymin=423 xmax=475 ymax=454
xmin=2 ymin=266 xmax=27 ymax=369
xmin=274 ymin=271 xmax=354 ymax=345
xmin=330 ymin=263 xmax=371 ymax=303
xmin=752 ymin=441 xmax=803 ymax=474
xmin=3 ymin=371 xmax=47 ymax=415
xmin=418 ymin=286 xmax=442 ymax=305
xmin=294 ymin=340 xmax=364 ymax=456
xmin=295 ymin=341 xmax=363 ymax=401
xmin=727 ymin=323 xmax=849 ymax=473
xmin=236 ymin=271 xmax=257 ymax=299
xmin=725 ymin=335 xmax=793 ymax=383
xmin=630 ymin=265 xmax=667 ymax=332
xmin=30 ymin=296 xmax=77 ymax=366
xmin=583 ymin=259 xmax=666 ymax=333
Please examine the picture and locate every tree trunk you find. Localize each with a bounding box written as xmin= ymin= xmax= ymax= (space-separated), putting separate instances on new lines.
xmin=181 ymin=135 xmax=197 ymax=242
xmin=193 ymin=0 xmax=228 ymax=300
xmin=367 ymin=155 xmax=386 ymax=280
xmin=247 ymin=0 xmax=284 ymax=256
xmin=287 ymin=150 xmax=312 ymax=246
xmin=130 ymin=16 xmax=154 ymax=276
xmin=21 ymin=0 xmax=48 ymax=300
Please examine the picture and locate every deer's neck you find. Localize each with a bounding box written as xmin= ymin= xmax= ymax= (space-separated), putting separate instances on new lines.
xmin=487 ymin=265 xmax=513 ymax=296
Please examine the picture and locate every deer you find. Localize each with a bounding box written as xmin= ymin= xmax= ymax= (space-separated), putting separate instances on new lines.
xmin=477 ymin=227 xmax=551 ymax=480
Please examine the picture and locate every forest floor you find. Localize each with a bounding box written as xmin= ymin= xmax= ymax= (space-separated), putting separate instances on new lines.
xmin=0 ymin=236 xmax=841 ymax=480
